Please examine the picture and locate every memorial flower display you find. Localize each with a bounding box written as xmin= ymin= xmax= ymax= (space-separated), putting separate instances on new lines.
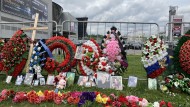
xmin=141 ymin=35 xmax=170 ymax=78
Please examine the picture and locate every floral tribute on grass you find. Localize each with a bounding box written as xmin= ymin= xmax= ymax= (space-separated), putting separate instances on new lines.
xmin=160 ymin=73 xmax=190 ymax=94
xmin=44 ymin=36 xmax=76 ymax=73
xmin=29 ymin=39 xmax=53 ymax=78
xmin=0 ymin=30 xmax=31 ymax=77
xmin=141 ymin=35 xmax=170 ymax=78
xmin=0 ymin=89 xmax=173 ymax=107
xmin=78 ymin=39 xmax=101 ymax=76
xmin=101 ymin=30 xmax=128 ymax=75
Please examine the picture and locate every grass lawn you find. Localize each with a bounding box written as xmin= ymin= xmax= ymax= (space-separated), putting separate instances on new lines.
xmin=0 ymin=55 xmax=189 ymax=107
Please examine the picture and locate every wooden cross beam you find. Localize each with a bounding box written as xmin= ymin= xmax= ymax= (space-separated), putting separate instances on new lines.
xmin=21 ymin=13 xmax=48 ymax=72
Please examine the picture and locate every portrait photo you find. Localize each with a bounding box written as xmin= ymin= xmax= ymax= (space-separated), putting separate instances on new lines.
xmin=33 ymin=80 xmax=39 ymax=86
xmin=128 ymin=76 xmax=138 ymax=87
xmin=24 ymin=73 xmax=34 ymax=85
xmin=15 ymin=75 xmax=24 ymax=85
xmin=46 ymin=75 xmax=55 ymax=85
xmin=111 ymin=76 xmax=123 ymax=90
xmin=148 ymin=78 xmax=157 ymax=90
xmin=97 ymin=72 xmax=111 ymax=89
xmin=66 ymin=72 xmax=75 ymax=86
xmin=74 ymin=46 xmax=84 ymax=59
xmin=6 ymin=76 xmax=12 ymax=84
xmin=39 ymin=77 xmax=46 ymax=86
xmin=77 ymin=76 xmax=89 ymax=86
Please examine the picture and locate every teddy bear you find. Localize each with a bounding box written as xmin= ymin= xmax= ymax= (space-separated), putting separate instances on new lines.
xmin=55 ymin=73 xmax=67 ymax=89
xmin=56 ymin=78 xmax=66 ymax=89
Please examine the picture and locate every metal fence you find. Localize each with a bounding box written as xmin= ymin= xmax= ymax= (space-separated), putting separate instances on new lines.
xmin=62 ymin=20 xmax=160 ymax=55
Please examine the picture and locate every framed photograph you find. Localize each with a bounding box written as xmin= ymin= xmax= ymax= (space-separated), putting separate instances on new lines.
xmin=33 ymin=80 xmax=39 ymax=86
xmin=74 ymin=46 xmax=84 ymax=59
xmin=66 ymin=72 xmax=75 ymax=86
xmin=39 ymin=77 xmax=46 ymax=85
xmin=111 ymin=76 xmax=123 ymax=90
xmin=128 ymin=76 xmax=138 ymax=87
xmin=24 ymin=73 xmax=34 ymax=85
xmin=89 ymin=76 xmax=96 ymax=86
xmin=77 ymin=76 xmax=89 ymax=86
xmin=85 ymin=82 xmax=92 ymax=87
xmin=46 ymin=75 xmax=55 ymax=85
xmin=97 ymin=71 xmax=111 ymax=89
xmin=71 ymin=68 xmax=77 ymax=73
xmin=148 ymin=78 xmax=157 ymax=90
xmin=15 ymin=75 xmax=24 ymax=85
xmin=6 ymin=76 xmax=12 ymax=84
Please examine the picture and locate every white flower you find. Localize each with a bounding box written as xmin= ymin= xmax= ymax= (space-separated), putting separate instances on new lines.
xmin=33 ymin=65 xmax=37 ymax=69
xmin=30 ymin=59 xmax=34 ymax=62
xmin=155 ymin=42 xmax=160 ymax=48
xmin=33 ymin=51 xmax=36 ymax=54
xmin=157 ymin=38 xmax=161 ymax=43
xmin=37 ymin=47 xmax=41 ymax=51
xmin=145 ymin=40 xmax=152 ymax=46
xmin=149 ymin=46 xmax=155 ymax=52
xmin=174 ymin=82 xmax=179 ymax=87
xmin=34 ymin=56 xmax=38 ymax=60
xmin=29 ymin=67 xmax=32 ymax=70
xmin=142 ymin=49 xmax=149 ymax=55
xmin=35 ymin=43 xmax=39 ymax=46
xmin=153 ymin=102 xmax=160 ymax=107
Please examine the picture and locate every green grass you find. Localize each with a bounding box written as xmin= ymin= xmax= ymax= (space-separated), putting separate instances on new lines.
xmin=0 ymin=55 xmax=189 ymax=107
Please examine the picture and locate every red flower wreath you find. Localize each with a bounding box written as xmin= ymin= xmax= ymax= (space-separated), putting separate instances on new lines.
xmin=0 ymin=30 xmax=30 ymax=77
xmin=45 ymin=36 xmax=76 ymax=73
xmin=179 ymin=40 xmax=190 ymax=75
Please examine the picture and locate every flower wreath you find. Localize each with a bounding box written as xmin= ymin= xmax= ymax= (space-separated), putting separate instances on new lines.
xmin=101 ymin=31 xmax=128 ymax=75
xmin=141 ymin=35 xmax=169 ymax=78
xmin=174 ymin=36 xmax=190 ymax=77
xmin=0 ymin=30 xmax=31 ymax=77
xmin=44 ymin=36 xmax=76 ymax=73
xmin=78 ymin=39 xmax=101 ymax=76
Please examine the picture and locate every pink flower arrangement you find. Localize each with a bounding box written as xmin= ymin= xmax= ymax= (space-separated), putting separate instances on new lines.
xmin=104 ymin=39 xmax=121 ymax=62
xmin=126 ymin=95 xmax=139 ymax=103
xmin=139 ymin=98 xmax=149 ymax=107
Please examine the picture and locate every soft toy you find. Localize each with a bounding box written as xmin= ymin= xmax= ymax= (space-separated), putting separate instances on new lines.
xmin=56 ymin=78 xmax=67 ymax=89
xmin=55 ymin=73 xmax=67 ymax=89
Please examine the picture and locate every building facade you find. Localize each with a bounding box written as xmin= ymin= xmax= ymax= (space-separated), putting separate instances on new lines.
xmin=0 ymin=0 xmax=52 ymax=39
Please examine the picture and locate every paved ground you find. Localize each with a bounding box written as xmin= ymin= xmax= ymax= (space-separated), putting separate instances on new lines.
xmin=127 ymin=49 xmax=142 ymax=55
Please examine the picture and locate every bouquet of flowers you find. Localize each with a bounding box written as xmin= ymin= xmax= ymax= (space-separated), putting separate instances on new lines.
xmin=160 ymin=73 xmax=190 ymax=94
xmin=141 ymin=35 xmax=169 ymax=78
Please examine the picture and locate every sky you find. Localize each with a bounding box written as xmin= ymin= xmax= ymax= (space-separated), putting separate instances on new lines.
xmin=52 ymin=0 xmax=190 ymax=36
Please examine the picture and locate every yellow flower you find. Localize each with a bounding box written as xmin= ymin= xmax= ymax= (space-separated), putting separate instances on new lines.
xmin=37 ymin=90 xmax=44 ymax=96
xmin=58 ymin=91 xmax=62 ymax=96
xmin=96 ymin=94 xmax=102 ymax=103
xmin=95 ymin=94 xmax=108 ymax=104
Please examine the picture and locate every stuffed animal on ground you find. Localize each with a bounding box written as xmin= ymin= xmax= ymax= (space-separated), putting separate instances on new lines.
xmin=56 ymin=78 xmax=67 ymax=89
xmin=54 ymin=73 xmax=67 ymax=89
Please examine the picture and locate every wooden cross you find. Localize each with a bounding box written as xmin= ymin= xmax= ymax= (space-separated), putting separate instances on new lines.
xmin=21 ymin=13 xmax=48 ymax=72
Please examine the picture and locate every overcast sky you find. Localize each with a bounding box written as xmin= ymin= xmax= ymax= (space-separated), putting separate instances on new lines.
xmin=52 ymin=0 xmax=190 ymax=35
